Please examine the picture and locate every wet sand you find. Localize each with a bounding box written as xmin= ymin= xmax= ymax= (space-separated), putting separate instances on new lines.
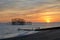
xmin=1 ymin=27 xmax=60 ymax=40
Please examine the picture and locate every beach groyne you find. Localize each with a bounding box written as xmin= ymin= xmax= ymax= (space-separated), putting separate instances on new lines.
xmin=1 ymin=27 xmax=60 ymax=40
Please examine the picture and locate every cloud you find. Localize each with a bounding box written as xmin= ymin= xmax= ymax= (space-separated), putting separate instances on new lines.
xmin=0 ymin=0 xmax=57 ymax=11
xmin=0 ymin=0 xmax=60 ymax=22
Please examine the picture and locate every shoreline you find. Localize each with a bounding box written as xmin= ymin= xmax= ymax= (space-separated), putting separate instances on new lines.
xmin=1 ymin=27 xmax=60 ymax=40
xmin=1 ymin=28 xmax=60 ymax=40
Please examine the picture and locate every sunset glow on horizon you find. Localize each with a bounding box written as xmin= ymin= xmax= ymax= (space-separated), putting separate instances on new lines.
xmin=0 ymin=0 xmax=60 ymax=22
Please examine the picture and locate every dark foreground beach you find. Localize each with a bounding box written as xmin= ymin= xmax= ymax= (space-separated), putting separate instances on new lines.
xmin=1 ymin=27 xmax=60 ymax=40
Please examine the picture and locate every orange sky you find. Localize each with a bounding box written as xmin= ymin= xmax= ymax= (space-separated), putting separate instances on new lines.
xmin=0 ymin=0 xmax=60 ymax=22
xmin=0 ymin=11 xmax=60 ymax=22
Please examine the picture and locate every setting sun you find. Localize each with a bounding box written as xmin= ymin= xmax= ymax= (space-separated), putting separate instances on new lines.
xmin=46 ymin=18 xmax=51 ymax=23
xmin=43 ymin=16 xmax=52 ymax=23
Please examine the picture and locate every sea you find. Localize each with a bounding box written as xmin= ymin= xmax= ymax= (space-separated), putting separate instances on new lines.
xmin=0 ymin=22 xmax=60 ymax=39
